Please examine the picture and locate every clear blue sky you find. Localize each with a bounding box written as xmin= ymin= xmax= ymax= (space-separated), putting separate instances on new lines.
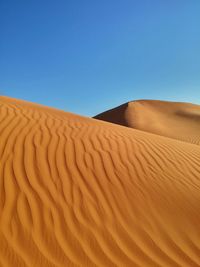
xmin=1 ymin=0 xmax=200 ymax=116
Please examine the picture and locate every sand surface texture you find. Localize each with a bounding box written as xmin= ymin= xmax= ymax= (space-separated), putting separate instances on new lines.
xmin=1 ymin=96 xmax=200 ymax=267
xmin=94 ymin=100 xmax=200 ymax=145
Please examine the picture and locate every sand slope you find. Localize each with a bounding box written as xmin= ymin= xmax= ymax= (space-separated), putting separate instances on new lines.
xmin=1 ymin=96 xmax=200 ymax=267
xmin=94 ymin=100 xmax=200 ymax=145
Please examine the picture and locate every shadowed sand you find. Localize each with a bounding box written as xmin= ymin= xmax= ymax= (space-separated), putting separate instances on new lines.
xmin=94 ymin=100 xmax=200 ymax=145
xmin=1 ymin=96 xmax=200 ymax=267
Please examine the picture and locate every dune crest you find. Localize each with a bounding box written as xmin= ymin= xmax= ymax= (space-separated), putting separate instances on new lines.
xmin=94 ymin=100 xmax=200 ymax=145
xmin=1 ymin=96 xmax=200 ymax=267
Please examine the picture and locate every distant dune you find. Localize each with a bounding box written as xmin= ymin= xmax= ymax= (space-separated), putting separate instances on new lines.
xmin=1 ymin=96 xmax=200 ymax=267
xmin=94 ymin=100 xmax=200 ymax=145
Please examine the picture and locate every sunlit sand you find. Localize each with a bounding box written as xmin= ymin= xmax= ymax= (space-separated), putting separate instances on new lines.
xmin=1 ymin=96 xmax=200 ymax=267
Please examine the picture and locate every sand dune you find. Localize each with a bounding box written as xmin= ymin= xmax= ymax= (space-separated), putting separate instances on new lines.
xmin=94 ymin=100 xmax=200 ymax=145
xmin=1 ymin=96 xmax=200 ymax=267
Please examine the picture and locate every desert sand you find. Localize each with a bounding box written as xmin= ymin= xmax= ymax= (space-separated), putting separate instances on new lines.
xmin=94 ymin=100 xmax=200 ymax=145
xmin=1 ymin=96 xmax=200 ymax=267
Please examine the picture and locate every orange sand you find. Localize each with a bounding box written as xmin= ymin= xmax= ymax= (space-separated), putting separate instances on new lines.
xmin=1 ymin=96 xmax=200 ymax=267
xmin=94 ymin=100 xmax=200 ymax=145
